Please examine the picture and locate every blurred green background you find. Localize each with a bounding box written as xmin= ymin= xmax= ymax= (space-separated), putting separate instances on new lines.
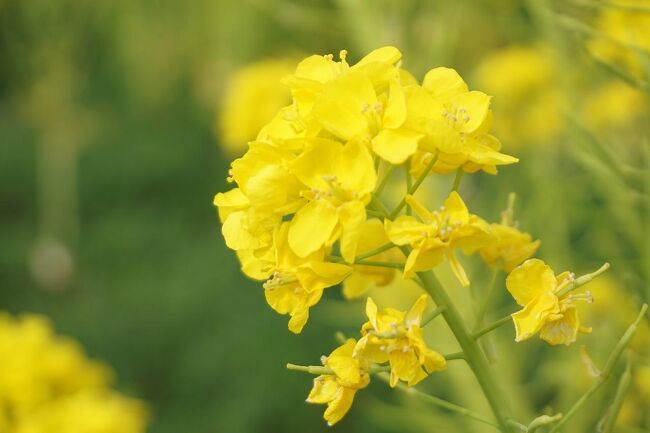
xmin=0 ymin=0 xmax=648 ymax=432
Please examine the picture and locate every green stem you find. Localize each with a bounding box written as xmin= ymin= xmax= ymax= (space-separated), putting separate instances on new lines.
xmin=367 ymin=209 xmax=384 ymax=218
xmin=549 ymin=304 xmax=648 ymax=433
xmin=375 ymin=164 xmax=395 ymax=198
xmin=355 ymin=242 xmax=396 ymax=261
xmin=355 ymin=259 xmax=404 ymax=269
xmin=389 ymin=151 xmax=439 ymax=219
xmin=417 ymin=270 xmax=515 ymax=431
xmin=287 ymin=363 xmax=390 ymax=375
xmin=405 ymin=161 xmax=413 ymax=216
xmin=451 ymin=167 xmax=464 ymax=192
xmin=473 ymin=315 xmax=513 ymax=340
xmin=444 ymin=351 xmax=466 ymax=361
xmin=473 ymin=267 xmax=500 ymax=331
xmin=600 ymin=354 xmax=632 ymax=433
xmin=422 ymin=306 xmax=447 ymax=326
xmin=375 ymin=372 xmax=500 ymax=429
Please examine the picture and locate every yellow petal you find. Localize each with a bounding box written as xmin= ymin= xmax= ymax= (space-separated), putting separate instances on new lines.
xmin=297 ymin=261 xmax=351 ymax=293
xmin=372 ymin=128 xmax=421 ymax=164
xmin=213 ymin=188 xmax=249 ymax=222
xmin=506 ymin=259 xmax=557 ymax=306
xmin=383 ymin=79 xmax=407 ymax=129
xmin=323 ymin=387 xmax=356 ymax=426
xmin=236 ymin=250 xmax=270 ymax=280
xmin=389 ymin=350 xmax=427 ymax=386
xmin=422 ymin=67 xmax=469 ymax=99
xmin=385 ymin=216 xmax=431 ymax=246
xmin=405 ymin=294 xmax=428 ymax=327
xmin=511 ymin=291 xmax=558 ymax=342
xmin=222 ymin=211 xmax=273 ymax=251
xmin=447 ymin=251 xmax=470 ymax=288
xmin=355 ymin=46 xmax=402 ymax=68
xmin=289 ymin=138 xmax=339 ymax=191
xmin=337 ymin=139 xmax=377 ymax=196
xmin=451 ymin=91 xmax=492 ymax=134
xmin=338 ymin=201 xmax=367 ymax=263
xmin=443 ymin=191 xmax=470 ymax=225
xmin=366 ymin=297 xmax=378 ymax=329
xmin=289 ymin=200 xmax=339 ymax=257
xmin=314 ymin=72 xmax=376 ymax=141
xmin=307 ymin=375 xmax=339 ymax=404
xmin=539 ymin=306 xmax=580 ymax=346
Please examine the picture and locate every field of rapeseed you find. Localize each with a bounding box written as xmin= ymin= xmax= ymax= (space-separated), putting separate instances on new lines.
xmin=1 ymin=1 xmax=648 ymax=432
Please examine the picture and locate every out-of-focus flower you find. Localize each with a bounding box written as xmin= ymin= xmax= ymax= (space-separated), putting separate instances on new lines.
xmin=0 ymin=313 xmax=148 ymax=433
xmin=588 ymin=1 xmax=650 ymax=79
xmin=218 ymin=59 xmax=295 ymax=155
xmin=385 ymin=192 xmax=490 ymax=284
xmin=307 ymin=339 xmax=370 ymax=426
xmin=479 ymin=223 xmax=540 ymax=272
xmin=474 ymin=45 xmax=565 ymax=147
xmin=506 ymin=259 xmax=593 ymax=345
xmin=581 ymin=80 xmax=647 ymax=131
xmin=356 ymin=295 xmax=446 ymax=387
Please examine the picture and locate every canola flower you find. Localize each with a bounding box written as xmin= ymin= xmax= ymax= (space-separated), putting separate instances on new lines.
xmin=214 ymin=46 xmax=646 ymax=430
xmin=218 ymin=59 xmax=295 ymax=155
xmin=0 ymin=313 xmax=148 ymax=433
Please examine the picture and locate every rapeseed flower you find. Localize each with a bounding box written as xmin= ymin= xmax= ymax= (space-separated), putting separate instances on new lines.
xmin=506 ymin=259 xmax=593 ymax=345
xmin=479 ymin=223 xmax=540 ymax=272
xmin=0 ymin=313 xmax=148 ymax=433
xmin=385 ymin=192 xmax=490 ymax=284
xmin=306 ymin=339 xmax=370 ymax=426
xmin=356 ymin=295 xmax=446 ymax=387
xmin=263 ymin=223 xmax=351 ymax=333
xmin=218 ymin=59 xmax=295 ymax=154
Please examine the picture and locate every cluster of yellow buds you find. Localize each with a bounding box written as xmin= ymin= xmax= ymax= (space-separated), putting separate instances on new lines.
xmin=0 ymin=313 xmax=148 ymax=432
xmin=213 ymin=47 xmax=631 ymax=428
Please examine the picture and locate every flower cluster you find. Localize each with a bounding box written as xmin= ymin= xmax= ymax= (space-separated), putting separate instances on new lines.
xmin=304 ymin=295 xmax=445 ymax=425
xmin=213 ymin=47 xmax=610 ymax=426
xmin=0 ymin=313 xmax=148 ymax=433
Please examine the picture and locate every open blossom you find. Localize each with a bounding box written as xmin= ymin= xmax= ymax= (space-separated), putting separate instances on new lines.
xmin=218 ymin=59 xmax=295 ymax=154
xmin=306 ymin=339 xmax=370 ymax=426
xmin=506 ymin=259 xmax=593 ymax=346
xmin=404 ymin=67 xmax=518 ymax=174
xmin=479 ymin=223 xmax=540 ymax=272
xmin=262 ymin=223 xmax=351 ymax=333
xmin=288 ymin=138 xmax=376 ymax=261
xmin=356 ymin=295 xmax=446 ymax=387
xmin=384 ymin=192 xmax=491 ymax=285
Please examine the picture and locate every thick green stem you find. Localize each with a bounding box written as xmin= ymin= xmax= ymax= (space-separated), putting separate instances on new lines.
xmin=417 ymin=270 xmax=515 ymax=432
xmin=600 ymin=354 xmax=632 ymax=433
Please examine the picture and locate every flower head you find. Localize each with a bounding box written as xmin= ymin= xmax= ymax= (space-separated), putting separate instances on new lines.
xmin=306 ymin=339 xmax=370 ymax=426
xmin=479 ymin=223 xmax=540 ymax=272
xmin=385 ymin=192 xmax=491 ymax=284
xmin=506 ymin=259 xmax=593 ymax=345
xmin=356 ymin=295 xmax=446 ymax=387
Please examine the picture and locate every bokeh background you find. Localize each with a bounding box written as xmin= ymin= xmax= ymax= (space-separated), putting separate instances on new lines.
xmin=0 ymin=0 xmax=648 ymax=432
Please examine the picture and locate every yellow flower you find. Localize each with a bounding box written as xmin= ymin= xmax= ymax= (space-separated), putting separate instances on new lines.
xmin=479 ymin=223 xmax=540 ymax=272
xmin=404 ymin=67 xmax=518 ymax=173
xmin=588 ymin=1 xmax=650 ymax=79
xmin=218 ymin=59 xmax=295 ymax=154
xmin=342 ymin=219 xmax=399 ymax=299
xmin=0 ymin=313 xmax=148 ymax=433
xmin=474 ymin=45 xmax=565 ymax=146
xmin=384 ymin=192 xmax=491 ymax=284
xmin=263 ymin=223 xmax=351 ymax=334
xmin=214 ymin=142 xmax=303 ymax=254
xmin=506 ymin=259 xmax=593 ymax=345
xmin=306 ymin=339 xmax=370 ymax=426
xmin=288 ymin=138 xmax=376 ymax=262
xmin=283 ymin=46 xmax=402 ymax=117
xmin=581 ymin=81 xmax=646 ymax=132
xmin=356 ymin=295 xmax=446 ymax=387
